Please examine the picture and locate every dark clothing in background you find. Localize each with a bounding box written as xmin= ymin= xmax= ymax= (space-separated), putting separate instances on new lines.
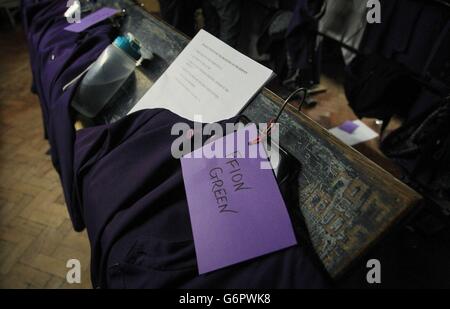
xmin=345 ymin=0 xmax=450 ymax=136
xmin=284 ymin=0 xmax=325 ymax=86
xmin=158 ymin=0 xmax=241 ymax=47
xmin=158 ymin=0 xmax=200 ymax=37
xmin=344 ymin=55 xmax=421 ymax=121
xmin=203 ymin=0 xmax=241 ymax=47
xmin=344 ymin=0 xmax=450 ymax=212
xmin=380 ymin=97 xmax=450 ymax=211
xmin=285 ymin=0 xmax=324 ymax=73
xmin=360 ymin=0 xmax=450 ymax=80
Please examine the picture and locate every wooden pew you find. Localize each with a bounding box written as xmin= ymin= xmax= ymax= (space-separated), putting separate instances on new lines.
xmin=92 ymin=0 xmax=422 ymax=278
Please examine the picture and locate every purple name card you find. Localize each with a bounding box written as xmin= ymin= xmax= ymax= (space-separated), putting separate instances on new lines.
xmin=338 ymin=120 xmax=359 ymax=134
xmin=64 ymin=7 xmax=119 ymax=33
xmin=180 ymin=124 xmax=297 ymax=274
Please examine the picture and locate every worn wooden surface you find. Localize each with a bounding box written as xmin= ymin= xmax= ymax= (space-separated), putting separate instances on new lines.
xmin=95 ymin=0 xmax=422 ymax=278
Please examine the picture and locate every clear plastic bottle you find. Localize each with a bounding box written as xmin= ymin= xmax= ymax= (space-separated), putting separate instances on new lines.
xmin=72 ymin=33 xmax=142 ymax=118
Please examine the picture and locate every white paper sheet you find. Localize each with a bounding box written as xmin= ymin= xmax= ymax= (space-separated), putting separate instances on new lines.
xmin=128 ymin=29 xmax=274 ymax=123
xmin=329 ymin=120 xmax=379 ymax=146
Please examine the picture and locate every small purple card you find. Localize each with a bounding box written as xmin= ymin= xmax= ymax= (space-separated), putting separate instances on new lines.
xmin=180 ymin=124 xmax=297 ymax=274
xmin=338 ymin=120 xmax=359 ymax=134
xmin=64 ymin=7 xmax=119 ymax=33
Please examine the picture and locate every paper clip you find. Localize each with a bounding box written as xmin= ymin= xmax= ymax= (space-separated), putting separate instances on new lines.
xmin=249 ymin=88 xmax=308 ymax=145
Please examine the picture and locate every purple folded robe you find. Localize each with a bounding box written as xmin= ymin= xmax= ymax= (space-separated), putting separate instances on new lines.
xmin=74 ymin=109 xmax=329 ymax=288
xmin=22 ymin=0 xmax=116 ymax=230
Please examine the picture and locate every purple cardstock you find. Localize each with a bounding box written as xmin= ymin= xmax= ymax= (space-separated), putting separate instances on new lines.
xmin=180 ymin=124 xmax=297 ymax=274
xmin=64 ymin=7 xmax=119 ymax=33
xmin=338 ymin=120 xmax=359 ymax=134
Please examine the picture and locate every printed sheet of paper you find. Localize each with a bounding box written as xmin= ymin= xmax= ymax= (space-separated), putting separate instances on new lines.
xmin=329 ymin=120 xmax=379 ymax=146
xmin=128 ymin=30 xmax=274 ymax=123
xmin=180 ymin=124 xmax=297 ymax=274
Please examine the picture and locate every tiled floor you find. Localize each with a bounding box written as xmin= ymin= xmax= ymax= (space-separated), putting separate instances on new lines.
xmin=0 ymin=29 xmax=91 ymax=289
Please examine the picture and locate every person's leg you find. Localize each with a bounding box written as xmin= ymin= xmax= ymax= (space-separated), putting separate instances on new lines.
xmin=158 ymin=0 xmax=200 ymax=37
xmin=208 ymin=0 xmax=241 ymax=47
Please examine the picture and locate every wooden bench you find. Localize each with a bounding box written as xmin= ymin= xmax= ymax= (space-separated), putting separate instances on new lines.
xmin=91 ymin=0 xmax=422 ymax=278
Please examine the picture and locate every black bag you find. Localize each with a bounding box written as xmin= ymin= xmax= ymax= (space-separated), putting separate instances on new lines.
xmin=381 ymin=97 xmax=450 ymax=214
xmin=344 ymin=54 xmax=421 ymax=121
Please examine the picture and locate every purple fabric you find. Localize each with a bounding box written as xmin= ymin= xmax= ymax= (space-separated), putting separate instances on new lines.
xmin=181 ymin=124 xmax=297 ymax=274
xmin=285 ymin=0 xmax=324 ymax=70
xmin=22 ymin=0 xmax=116 ymax=230
xmin=74 ymin=109 xmax=329 ymax=288
xmin=64 ymin=7 xmax=119 ymax=33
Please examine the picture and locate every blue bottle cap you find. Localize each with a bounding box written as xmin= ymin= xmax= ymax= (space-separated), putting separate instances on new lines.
xmin=113 ymin=33 xmax=142 ymax=61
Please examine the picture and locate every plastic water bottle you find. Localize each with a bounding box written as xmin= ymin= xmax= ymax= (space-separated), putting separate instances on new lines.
xmin=72 ymin=33 xmax=142 ymax=118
